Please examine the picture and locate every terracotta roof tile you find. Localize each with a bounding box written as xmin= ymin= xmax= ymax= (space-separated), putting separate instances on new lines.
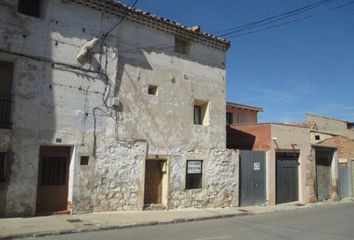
xmin=69 ymin=0 xmax=230 ymax=51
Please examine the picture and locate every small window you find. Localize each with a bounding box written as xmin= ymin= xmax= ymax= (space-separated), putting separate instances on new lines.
xmin=186 ymin=160 xmax=203 ymax=189
xmin=237 ymin=112 xmax=246 ymax=123
xmin=148 ymin=85 xmax=158 ymax=96
xmin=194 ymin=99 xmax=209 ymax=126
xmin=80 ymin=156 xmax=89 ymax=165
xmin=0 ymin=152 xmax=7 ymax=182
xmin=315 ymin=135 xmax=320 ymax=141
xmin=194 ymin=105 xmax=202 ymax=125
xmin=175 ymin=38 xmax=190 ymax=55
xmin=18 ymin=0 xmax=41 ymax=18
xmin=347 ymin=123 xmax=354 ymax=129
xmin=226 ymin=112 xmax=233 ymax=125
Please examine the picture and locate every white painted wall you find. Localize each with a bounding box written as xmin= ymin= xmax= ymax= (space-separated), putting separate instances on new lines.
xmin=0 ymin=0 xmax=233 ymax=216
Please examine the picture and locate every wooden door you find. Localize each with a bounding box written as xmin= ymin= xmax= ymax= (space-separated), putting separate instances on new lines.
xmin=144 ymin=160 xmax=163 ymax=205
xmin=276 ymin=153 xmax=299 ymax=204
xmin=36 ymin=146 xmax=71 ymax=215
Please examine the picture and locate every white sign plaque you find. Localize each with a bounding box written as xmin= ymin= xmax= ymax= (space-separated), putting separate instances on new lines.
xmin=187 ymin=161 xmax=202 ymax=174
xmin=253 ymin=162 xmax=261 ymax=171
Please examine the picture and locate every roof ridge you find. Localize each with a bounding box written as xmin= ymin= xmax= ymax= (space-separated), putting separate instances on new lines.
xmin=69 ymin=0 xmax=230 ymax=51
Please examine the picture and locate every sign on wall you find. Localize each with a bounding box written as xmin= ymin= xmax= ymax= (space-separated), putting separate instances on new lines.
xmin=253 ymin=162 xmax=261 ymax=171
xmin=187 ymin=161 xmax=202 ymax=174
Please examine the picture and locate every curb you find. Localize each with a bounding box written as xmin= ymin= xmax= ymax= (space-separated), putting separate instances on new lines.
xmin=0 ymin=212 xmax=252 ymax=239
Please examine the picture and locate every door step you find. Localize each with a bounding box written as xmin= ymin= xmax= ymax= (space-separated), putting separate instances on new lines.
xmin=144 ymin=204 xmax=166 ymax=211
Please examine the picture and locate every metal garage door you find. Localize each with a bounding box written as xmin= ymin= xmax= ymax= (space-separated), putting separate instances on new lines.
xmin=239 ymin=150 xmax=266 ymax=207
xmin=316 ymin=149 xmax=333 ymax=201
xmin=352 ymin=160 xmax=354 ymax=197
xmin=276 ymin=152 xmax=299 ymax=204
xmin=338 ymin=163 xmax=349 ymax=199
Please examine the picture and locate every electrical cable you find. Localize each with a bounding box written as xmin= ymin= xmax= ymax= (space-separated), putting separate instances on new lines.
xmin=103 ymin=0 xmax=139 ymax=40
xmin=224 ymin=0 xmax=354 ymax=39
xmin=214 ymin=0 xmax=336 ymax=36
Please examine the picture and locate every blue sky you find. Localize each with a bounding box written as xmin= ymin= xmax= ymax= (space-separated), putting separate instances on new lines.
xmin=122 ymin=0 xmax=354 ymax=122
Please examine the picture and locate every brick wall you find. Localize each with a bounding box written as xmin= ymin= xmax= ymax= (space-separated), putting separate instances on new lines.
xmin=317 ymin=136 xmax=354 ymax=160
xmin=227 ymin=124 xmax=271 ymax=151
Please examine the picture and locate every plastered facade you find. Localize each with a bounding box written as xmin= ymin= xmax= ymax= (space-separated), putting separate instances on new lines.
xmin=306 ymin=113 xmax=354 ymax=140
xmin=0 ymin=0 xmax=237 ymax=217
xmin=226 ymin=103 xmax=261 ymax=124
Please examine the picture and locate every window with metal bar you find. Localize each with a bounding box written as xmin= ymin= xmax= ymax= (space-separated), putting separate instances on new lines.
xmin=0 ymin=61 xmax=13 ymax=129
xmin=0 ymin=152 xmax=7 ymax=182
xmin=186 ymin=160 xmax=203 ymax=189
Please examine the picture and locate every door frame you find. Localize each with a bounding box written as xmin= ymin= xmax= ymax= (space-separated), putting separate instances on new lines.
xmin=314 ymin=147 xmax=336 ymax=201
xmin=143 ymin=157 xmax=169 ymax=208
xmin=239 ymin=150 xmax=266 ymax=207
xmin=275 ymin=151 xmax=299 ymax=204
xmin=36 ymin=145 xmax=73 ymax=215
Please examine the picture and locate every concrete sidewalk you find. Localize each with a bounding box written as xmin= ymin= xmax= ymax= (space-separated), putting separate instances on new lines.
xmin=0 ymin=199 xmax=353 ymax=239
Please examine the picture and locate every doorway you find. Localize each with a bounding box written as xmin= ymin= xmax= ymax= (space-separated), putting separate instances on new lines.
xmin=315 ymin=149 xmax=333 ymax=201
xmin=239 ymin=150 xmax=266 ymax=206
xmin=36 ymin=146 xmax=71 ymax=215
xmin=144 ymin=159 xmax=167 ymax=208
xmin=276 ymin=152 xmax=299 ymax=204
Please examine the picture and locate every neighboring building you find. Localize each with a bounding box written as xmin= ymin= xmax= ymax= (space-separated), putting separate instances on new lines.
xmin=0 ymin=0 xmax=239 ymax=217
xmin=314 ymin=136 xmax=354 ymax=198
xmin=306 ymin=113 xmax=354 ymax=140
xmin=226 ymin=102 xmax=263 ymax=125
xmin=292 ymin=114 xmax=354 ymax=198
xmin=227 ymin=121 xmax=339 ymax=205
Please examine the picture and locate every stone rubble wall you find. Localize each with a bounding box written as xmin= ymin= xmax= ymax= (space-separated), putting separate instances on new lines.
xmin=169 ymin=149 xmax=239 ymax=208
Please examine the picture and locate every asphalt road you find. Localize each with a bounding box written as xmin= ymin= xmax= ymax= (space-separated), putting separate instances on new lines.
xmin=24 ymin=203 xmax=354 ymax=240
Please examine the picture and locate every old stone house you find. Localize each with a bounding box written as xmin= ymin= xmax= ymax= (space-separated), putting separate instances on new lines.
xmin=314 ymin=136 xmax=354 ymax=198
xmin=301 ymin=114 xmax=354 ymax=199
xmin=0 ymin=0 xmax=239 ymax=217
xmin=306 ymin=113 xmax=354 ymax=140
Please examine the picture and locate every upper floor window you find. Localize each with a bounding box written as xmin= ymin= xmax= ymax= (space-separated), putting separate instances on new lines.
xmin=237 ymin=112 xmax=246 ymax=124
xmin=175 ymin=38 xmax=190 ymax=55
xmin=18 ymin=0 xmax=41 ymax=18
xmin=226 ymin=112 xmax=233 ymax=125
xmin=0 ymin=61 xmax=13 ymax=129
xmin=194 ymin=99 xmax=209 ymax=126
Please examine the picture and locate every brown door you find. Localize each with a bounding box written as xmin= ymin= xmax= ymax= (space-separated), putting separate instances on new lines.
xmin=144 ymin=160 xmax=164 ymax=205
xmin=36 ymin=146 xmax=71 ymax=215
